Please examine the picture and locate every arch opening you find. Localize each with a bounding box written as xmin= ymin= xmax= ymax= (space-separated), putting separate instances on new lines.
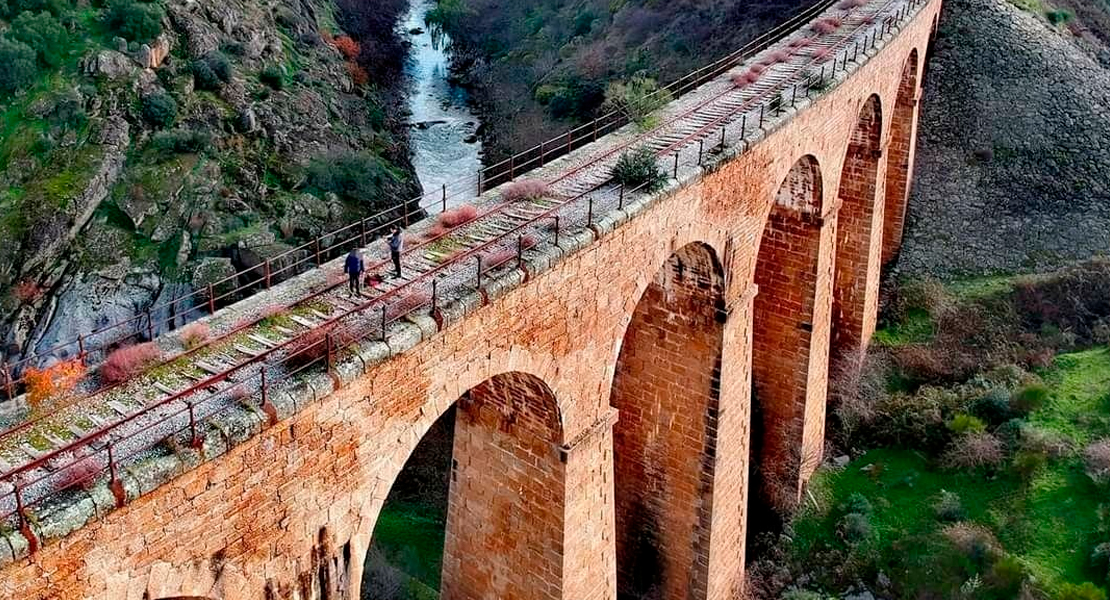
xmin=610 ymin=242 xmax=726 ymax=600
xmin=830 ymin=95 xmax=884 ymax=373
xmin=749 ymin=155 xmax=825 ymax=556
xmin=362 ymin=372 xmax=566 ymax=600
xmin=881 ymin=51 xmax=920 ymax=268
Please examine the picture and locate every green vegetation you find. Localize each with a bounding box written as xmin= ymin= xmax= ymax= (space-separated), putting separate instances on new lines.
xmin=140 ymin=91 xmax=177 ymax=128
xmin=306 ymin=150 xmax=399 ymax=207
xmin=611 ymin=146 xmax=667 ymax=191
xmin=757 ymin=261 xmax=1110 ymax=600
xmin=0 ymin=37 xmax=37 ymax=94
xmin=11 ymin=10 xmax=69 ymax=67
xmin=104 ymin=0 xmax=163 ymax=44
xmin=371 ymin=502 xmax=446 ymax=591
xmin=602 ymin=75 xmax=671 ymax=129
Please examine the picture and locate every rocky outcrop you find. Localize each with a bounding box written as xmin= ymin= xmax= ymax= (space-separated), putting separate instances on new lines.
xmin=897 ymin=0 xmax=1110 ymax=277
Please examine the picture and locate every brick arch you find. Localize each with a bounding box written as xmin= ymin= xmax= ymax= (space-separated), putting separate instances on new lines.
xmin=438 ymin=371 xmax=567 ymax=600
xmin=881 ymin=50 xmax=920 ymax=267
xmin=750 ymin=154 xmax=826 ymax=526
xmin=831 ymin=94 xmax=884 ymax=371
xmin=610 ymin=241 xmax=725 ymax=600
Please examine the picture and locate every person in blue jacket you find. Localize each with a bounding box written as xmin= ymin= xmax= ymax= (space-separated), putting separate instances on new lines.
xmin=344 ymin=248 xmax=365 ymax=296
xmin=388 ymin=226 xmax=403 ymax=278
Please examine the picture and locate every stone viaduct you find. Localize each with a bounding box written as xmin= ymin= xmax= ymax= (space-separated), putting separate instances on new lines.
xmin=0 ymin=0 xmax=939 ymax=596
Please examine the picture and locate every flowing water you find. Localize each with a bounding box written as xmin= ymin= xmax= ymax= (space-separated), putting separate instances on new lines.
xmin=402 ymin=0 xmax=483 ymax=201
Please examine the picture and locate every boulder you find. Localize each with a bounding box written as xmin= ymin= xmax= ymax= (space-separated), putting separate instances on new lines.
xmin=84 ymin=50 xmax=136 ymax=80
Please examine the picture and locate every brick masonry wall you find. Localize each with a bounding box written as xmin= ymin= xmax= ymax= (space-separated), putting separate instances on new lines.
xmin=0 ymin=4 xmax=938 ymax=597
xmin=611 ymin=243 xmax=724 ymax=600
xmin=881 ymin=49 xmax=921 ymax=267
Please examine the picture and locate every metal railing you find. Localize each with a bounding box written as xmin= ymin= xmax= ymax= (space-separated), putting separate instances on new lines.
xmin=0 ymin=0 xmax=931 ymax=547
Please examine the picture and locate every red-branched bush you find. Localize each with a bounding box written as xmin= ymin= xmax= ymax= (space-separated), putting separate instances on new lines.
xmin=838 ymin=0 xmax=867 ymax=8
xmin=521 ymin=233 xmax=539 ymax=251
xmin=387 ymin=291 xmax=430 ymax=320
xmin=58 ymin=456 xmax=104 ymax=492
xmin=813 ymin=47 xmax=834 ymax=62
xmin=24 ymin=359 xmax=85 ymax=408
xmin=347 ymin=62 xmax=369 ymax=86
xmin=333 ymin=36 xmax=361 ymax=60
xmin=861 ymin=14 xmax=875 ymax=24
xmin=13 ymin=280 xmax=42 ymax=304
xmin=761 ymin=49 xmax=790 ymax=65
xmin=422 ymin=223 xmax=449 ymax=240
xmin=789 ymin=37 xmax=814 ymax=48
xmin=482 ymin=248 xmax=516 ymax=269
xmin=812 ymin=17 xmax=843 ymax=34
xmin=100 ymin=343 xmax=163 ymax=385
xmin=178 ymin=323 xmax=211 ymax=351
xmin=732 ymin=70 xmax=761 ymax=88
xmin=749 ymin=63 xmax=767 ymax=74
xmin=502 ymin=179 xmax=549 ymax=202
xmin=438 ymin=205 xmax=479 ymax=228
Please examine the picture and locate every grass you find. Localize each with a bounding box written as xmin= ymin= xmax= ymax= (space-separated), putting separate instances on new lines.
xmin=370 ymin=501 xmax=447 ymax=591
xmin=873 ymin=307 xmax=934 ymax=346
xmin=794 ymin=348 xmax=1110 ymax=596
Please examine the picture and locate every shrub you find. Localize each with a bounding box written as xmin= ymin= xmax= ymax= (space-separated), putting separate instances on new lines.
xmin=306 ymin=150 xmax=396 ymax=205
xmin=611 ymin=147 xmax=666 ymax=192
xmin=12 ymin=279 xmax=42 ymax=303
xmin=0 ymin=37 xmax=38 ymax=95
xmin=943 ymin=523 xmax=1000 ymax=568
xmin=141 ymin=92 xmax=177 ymax=128
xmin=11 ymin=10 xmax=67 ymax=67
xmin=333 ymin=35 xmax=360 ymax=60
xmin=789 ymin=37 xmax=813 ymax=48
xmin=841 ymin=492 xmax=873 ymax=516
xmin=972 ymin=388 xmax=1014 ymax=425
xmin=837 ymin=512 xmax=872 ymax=544
xmin=346 ymin=62 xmax=369 ymax=86
xmin=1012 ymin=448 xmax=1048 ymax=480
xmin=812 ymin=47 xmax=834 ymax=62
xmin=24 ymin=358 xmax=84 ymax=408
xmin=437 ymin=205 xmax=479 ymax=228
xmin=422 ymin=223 xmax=449 ymax=240
xmin=943 ymin=432 xmax=1004 ymax=469
xmin=100 ymin=342 xmax=162 ymax=385
xmin=933 ymin=489 xmax=965 ymax=522
xmin=58 ymin=455 xmax=103 ymax=492
xmin=178 ymin=322 xmax=211 ymax=351
xmin=1045 ymin=9 xmax=1073 ymax=25
xmin=1057 ymin=583 xmax=1107 ymax=600
xmin=732 ymin=69 xmax=761 ymax=88
xmin=1011 ymin=383 xmax=1050 ymax=415
xmin=987 ymin=554 xmax=1028 ymax=596
xmin=603 ymin=76 xmax=671 ymax=129
xmin=192 ymin=59 xmax=220 ymax=91
xmin=838 ymin=0 xmax=867 ymax=7
xmin=105 ymin=0 xmax=164 ymax=44
xmin=948 ymin=413 xmax=987 ymax=435
xmin=1091 ymin=543 xmax=1110 ymax=583
xmin=501 ymin=179 xmax=548 ymax=202
xmin=1017 ymin=423 xmax=1073 ymax=459
xmin=260 ymin=64 xmax=284 ymax=90
xmin=149 ymin=129 xmax=211 ymax=156
xmin=1084 ymin=439 xmax=1110 ymax=485
xmin=812 ymin=17 xmax=843 ymax=34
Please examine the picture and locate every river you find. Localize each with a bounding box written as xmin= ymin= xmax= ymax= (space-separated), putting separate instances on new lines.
xmin=401 ymin=0 xmax=483 ymax=200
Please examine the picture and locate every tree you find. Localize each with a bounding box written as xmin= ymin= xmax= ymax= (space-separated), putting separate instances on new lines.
xmin=603 ymin=76 xmax=672 ymax=129
xmin=306 ymin=150 xmax=396 ymax=206
xmin=424 ymin=0 xmax=471 ymax=50
xmin=141 ymin=91 xmax=177 ymax=128
xmin=0 ymin=0 xmax=70 ymax=19
xmin=0 ymin=37 xmax=38 ymax=95
xmin=11 ymin=10 xmax=67 ymax=67
xmin=105 ymin=0 xmax=164 ymax=44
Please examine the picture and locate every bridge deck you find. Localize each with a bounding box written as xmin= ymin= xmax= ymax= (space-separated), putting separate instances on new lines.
xmin=0 ymin=0 xmax=924 ymax=541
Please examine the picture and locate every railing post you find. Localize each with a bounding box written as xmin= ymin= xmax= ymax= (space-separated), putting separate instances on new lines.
xmin=587 ymin=195 xmax=594 ymax=226
xmin=540 ymin=140 xmax=546 ymax=166
xmin=476 ymin=255 xmax=483 ymax=290
xmin=566 ymin=130 xmax=572 ymax=153
xmin=553 ymin=215 xmax=560 ymax=247
xmin=509 ymin=155 xmax=515 ymax=180
xmin=517 ymin=235 xmax=524 ymax=268
xmin=207 ymin=283 xmax=215 ymax=314
xmin=260 ymin=368 xmax=276 ymax=425
xmin=673 ymin=152 xmax=679 ymax=179
xmin=314 ymin=237 xmax=322 ymax=267
xmin=403 ymin=199 xmax=410 ymax=227
xmin=618 ymin=184 xmax=625 ymax=210
xmin=264 ymin=259 xmax=272 ymax=289
xmin=146 ymin=309 xmax=154 ymax=341
xmin=759 ymin=103 xmax=765 ymax=128
xmin=77 ymin=335 xmax=86 ymax=363
xmin=720 ymin=126 xmax=726 ymax=149
xmin=359 ymin=218 xmax=367 ymax=247
xmin=442 ymin=183 xmax=447 ymax=212
xmin=107 ymin=441 xmax=124 ymax=507
xmin=741 ymin=114 xmax=747 ymax=137
xmin=380 ymin=306 xmax=388 ymax=340
xmin=791 ymin=83 xmax=797 ymax=107
xmin=325 ymin=333 xmax=334 ymax=376
xmin=698 ymin=139 xmax=704 ymax=165
xmin=188 ymin=402 xmax=201 ymax=449
xmin=431 ymin=279 xmax=438 ymax=315
xmin=3 ymin=363 xmax=13 ymax=402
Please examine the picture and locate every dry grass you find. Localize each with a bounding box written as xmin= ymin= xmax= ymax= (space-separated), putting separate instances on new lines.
xmin=100 ymin=343 xmax=163 ymax=385
xmin=1083 ymin=439 xmax=1110 ymax=485
xmin=501 ymin=179 xmax=548 ymax=202
xmin=942 ymin=432 xmax=1005 ymax=469
xmin=178 ymin=323 xmax=211 ymax=351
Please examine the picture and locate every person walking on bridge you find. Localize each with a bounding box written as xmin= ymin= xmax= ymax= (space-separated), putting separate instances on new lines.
xmin=344 ymin=248 xmax=365 ymax=297
xmin=388 ymin=226 xmax=403 ymax=279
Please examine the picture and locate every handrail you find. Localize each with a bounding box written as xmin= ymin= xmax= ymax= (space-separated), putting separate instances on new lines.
xmin=0 ymin=0 xmax=841 ymax=397
xmin=0 ymin=0 xmax=929 ymax=537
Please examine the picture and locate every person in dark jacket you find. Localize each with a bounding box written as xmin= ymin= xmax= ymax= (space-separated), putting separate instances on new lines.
xmin=344 ymin=249 xmax=365 ymax=296
xmin=388 ymin=227 xmax=403 ymax=278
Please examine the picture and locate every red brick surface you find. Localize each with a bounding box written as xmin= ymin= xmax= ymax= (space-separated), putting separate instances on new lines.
xmin=0 ymin=5 xmax=937 ymax=597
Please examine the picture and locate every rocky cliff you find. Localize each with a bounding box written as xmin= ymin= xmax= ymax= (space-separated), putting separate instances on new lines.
xmin=896 ymin=0 xmax=1110 ymax=277
xmin=0 ymin=0 xmax=417 ymax=366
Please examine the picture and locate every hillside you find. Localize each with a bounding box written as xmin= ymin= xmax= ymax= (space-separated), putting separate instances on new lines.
xmin=897 ymin=0 xmax=1110 ymax=278
xmin=0 ymin=0 xmax=417 ymax=367
xmin=426 ymin=0 xmax=813 ymax=160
